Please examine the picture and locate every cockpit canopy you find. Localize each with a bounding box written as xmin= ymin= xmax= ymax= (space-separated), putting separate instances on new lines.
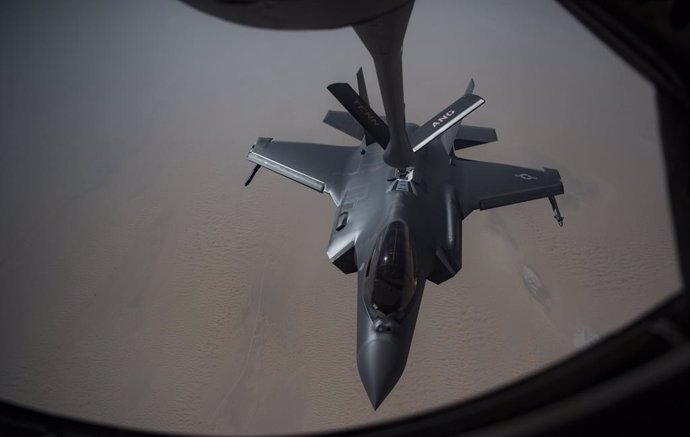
xmin=364 ymin=220 xmax=417 ymax=315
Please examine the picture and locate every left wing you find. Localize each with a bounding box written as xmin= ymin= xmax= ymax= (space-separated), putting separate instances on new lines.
xmin=247 ymin=137 xmax=357 ymax=204
xmin=452 ymin=158 xmax=564 ymax=219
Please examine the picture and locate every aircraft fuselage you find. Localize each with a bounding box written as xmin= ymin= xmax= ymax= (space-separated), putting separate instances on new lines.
xmin=326 ymin=128 xmax=462 ymax=407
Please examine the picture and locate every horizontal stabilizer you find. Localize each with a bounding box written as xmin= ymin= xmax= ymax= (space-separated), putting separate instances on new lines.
xmin=327 ymin=82 xmax=390 ymax=148
xmin=454 ymin=125 xmax=498 ymax=150
xmin=411 ymin=94 xmax=484 ymax=152
xmin=323 ymin=110 xmax=364 ymax=140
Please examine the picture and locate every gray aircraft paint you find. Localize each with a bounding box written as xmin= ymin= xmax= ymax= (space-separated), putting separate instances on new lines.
xmin=245 ymin=0 xmax=564 ymax=409
xmin=248 ymin=71 xmax=563 ymax=412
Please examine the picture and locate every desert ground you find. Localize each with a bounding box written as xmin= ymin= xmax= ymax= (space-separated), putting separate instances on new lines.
xmin=0 ymin=0 xmax=681 ymax=434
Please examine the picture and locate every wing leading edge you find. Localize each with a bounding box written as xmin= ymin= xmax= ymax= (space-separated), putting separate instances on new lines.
xmin=247 ymin=137 xmax=356 ymax=204
xmin=452 ymin=158 xmax=564 ymax=219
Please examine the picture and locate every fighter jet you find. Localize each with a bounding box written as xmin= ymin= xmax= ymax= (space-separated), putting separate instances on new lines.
xmin=186 ymin=0 xmax=565 ymax=409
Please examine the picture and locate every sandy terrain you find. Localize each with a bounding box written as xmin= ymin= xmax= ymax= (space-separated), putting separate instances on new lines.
xmin=0 ymin=0 xmax=681 ymax=434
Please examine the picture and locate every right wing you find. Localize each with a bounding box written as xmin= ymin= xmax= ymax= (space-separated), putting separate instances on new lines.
xmin=452 ymin=158 xmax=564 ymax=218
xmin=247 ymin=137 xmax=357 ymax=204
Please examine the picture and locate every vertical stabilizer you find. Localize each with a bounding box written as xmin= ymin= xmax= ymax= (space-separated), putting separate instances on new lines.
xmin=357 ymin=67 xmax=369 ymax=105
xmin=327 ymin=82 xmax=390 ymax=148
xmin=357 ymin=68 xmax=376 ymax=145
xmin=465 ymin=78 xmax=475 ymax=95
xmin=353 ymin=1 xmax=415 ymax=169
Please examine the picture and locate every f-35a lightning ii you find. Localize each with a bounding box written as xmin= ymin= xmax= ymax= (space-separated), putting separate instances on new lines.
xmin=186 ymin=0 xmax=565 ymax=409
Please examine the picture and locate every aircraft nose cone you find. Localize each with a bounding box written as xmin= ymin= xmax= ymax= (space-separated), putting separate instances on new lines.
xmin=357 ymin=337 xmax=404 ymax=409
